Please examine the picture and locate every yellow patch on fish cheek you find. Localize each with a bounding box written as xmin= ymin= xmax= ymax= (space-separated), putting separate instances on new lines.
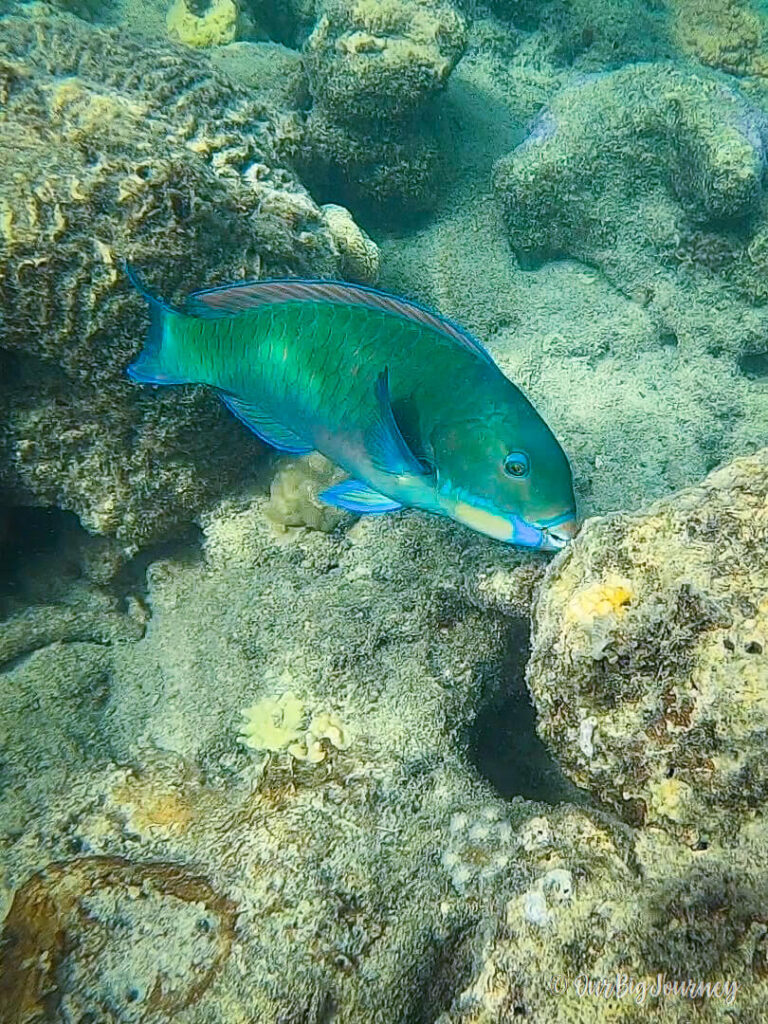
xmin=453 ymin=501 xmax=514 ymax=542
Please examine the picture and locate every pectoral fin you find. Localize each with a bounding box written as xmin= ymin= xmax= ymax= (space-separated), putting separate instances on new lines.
xmin=318 ymin=479 xmax=403 ymax=514
xmin=368 ymin=368 xmax=430 ymax=478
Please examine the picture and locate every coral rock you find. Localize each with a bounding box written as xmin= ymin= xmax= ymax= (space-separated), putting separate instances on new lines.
xmin=493 ymin=61 xmax=768 ymax=356
xmin=305 ymin=0 xmax=467 ymax=123
xmin=528 ymin=448 xmax=768 ymax=845
xmin=0 ymin=8 xmax=359 ymax=545
xmin=166 ymin=0 xmax=240 ymax=47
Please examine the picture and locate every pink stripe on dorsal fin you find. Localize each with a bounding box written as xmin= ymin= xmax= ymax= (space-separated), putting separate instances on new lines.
xmin=185 ymin=278 xmax=496 ymax=367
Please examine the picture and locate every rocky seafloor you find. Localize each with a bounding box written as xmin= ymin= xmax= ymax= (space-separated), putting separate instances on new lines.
xmin=1 ymin=0 xmax=768 ymax=1021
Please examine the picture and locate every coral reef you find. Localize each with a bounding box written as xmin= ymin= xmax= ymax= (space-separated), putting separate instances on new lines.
xmin=489 ymin=0 xmax=671 ymax=69
xmin=305 ymin=0 xmax=467 ymax=122
xmin=0 ymin=481 xmax=536 ymax=1022
xmin=3 ymin=436 xmax=768 ymax=1020
xmin=438 ymin=805 xmax=768 ymax=1023
xmin=4 ymin=0 xmax=768 ymax=1019
xmin=301 ymin=106 xmax=442 ymax=210
xmin=672 ymin=0 xmax=768 ymax=76
xmin=0 ymin=7 xmax=367 ymax=547
xmin=208 ymin=39 xmax=308 ymax=107
xmin=493 ymin=61 xmax=768 ymax=360
xmin=441 ymin=804 xmax=519 ymax=894
xmin=527 ymin=448 xmax=768 ymax=846
xmin=166 ymin=0 xmax=240 ymax=47
xmin=300 ymin=0 xmax=467 ymax=211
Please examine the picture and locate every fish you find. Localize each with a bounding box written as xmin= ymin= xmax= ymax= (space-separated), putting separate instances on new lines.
xmin=125 ymin=266 xmax=578 ymax=551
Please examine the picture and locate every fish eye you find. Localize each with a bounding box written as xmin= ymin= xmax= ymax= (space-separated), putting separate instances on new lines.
xmin=503 ymin=450 xmax=530 ymax=478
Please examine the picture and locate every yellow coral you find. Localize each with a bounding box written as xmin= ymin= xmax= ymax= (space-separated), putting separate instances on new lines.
xmin=264 ymin=453 xmax=347 ymax=535
xmin=321 ymin=203 xmax=380 ymax=284
xmin=646 ymin=777 xmax=694 ymax=824
xmin=239 ymin=695 xmax=350 ymax=762
xmin=166 ymin=0 xmax=239 ymax=48
xmin=565 ymin=575 xmax=634 ymax=625
xmin=239 ymin=692 xmax=305 ymax=753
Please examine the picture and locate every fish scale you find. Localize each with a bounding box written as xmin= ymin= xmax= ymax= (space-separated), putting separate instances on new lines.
xmin=127 ymin=269 xmax=578 ymax=551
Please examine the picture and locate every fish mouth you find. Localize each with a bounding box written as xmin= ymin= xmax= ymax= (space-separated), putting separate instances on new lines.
xmin=539 ymin=517 xmax=580 ymax=551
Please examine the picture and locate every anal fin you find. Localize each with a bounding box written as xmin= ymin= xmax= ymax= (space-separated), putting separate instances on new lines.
xmin=217 ymin=391 xmax=313 ymax=454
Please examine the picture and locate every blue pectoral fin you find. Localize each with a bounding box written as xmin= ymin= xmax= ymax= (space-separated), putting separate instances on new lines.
xmin=368 ymin=368 xmax=430 ymax=478
xmin=318 ymin=479 xmax=403 ymax=514
xmin=217 ymin=391 xmax=314 ymax=454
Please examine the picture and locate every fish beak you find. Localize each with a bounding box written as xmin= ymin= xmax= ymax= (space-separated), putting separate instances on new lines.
xmin=540 ymin=518 xmax=580 ymax=551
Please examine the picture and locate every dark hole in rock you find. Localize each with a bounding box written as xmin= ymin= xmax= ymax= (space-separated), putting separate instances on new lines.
xmin=0 ymin=506 xmax=81 ymax=615
xmin=739 ymin=352 xmax=768 ymax=379
xmin=0 ymin=502 xmax=202 ymax=619
xmin=467 ymin=620 xmax=586 ymax=804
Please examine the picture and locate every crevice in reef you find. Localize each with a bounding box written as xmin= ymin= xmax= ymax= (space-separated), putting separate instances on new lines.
xmin=0 ymin=506 xmax=82 ymax=618
xmin=467 ymin=618 xmax=587 ymax=806
xmin=739 ymin=351 xmax=768 ymax=379
xmin=111 ymin=527 xmax=204 ymax=611
xmin=0 ymin=501 xmax=203 ymax=624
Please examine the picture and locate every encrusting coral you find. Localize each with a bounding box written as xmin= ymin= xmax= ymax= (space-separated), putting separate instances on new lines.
xmin=166 ymin=0 xmax=240 ymax=47
xmin=300 ymin=0 xmax=467 ymax=210
xmin=0 ymin=7 xmax=371 ymax=547
xmin=493 ymin=61 xmax=768 ymax=361
xmin=238 ymin=691 xmax=350 ymax=762
xmin=527 ymin=448 xmax=768 ymax=846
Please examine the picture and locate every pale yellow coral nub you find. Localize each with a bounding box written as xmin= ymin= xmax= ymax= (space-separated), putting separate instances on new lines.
xmin=238 ymin=694 xmax=350 ymax=763
xmin=238 ymin=692 xmax=305 ymax=753
xmin=565 ymin=575 xmax=634 ymax=624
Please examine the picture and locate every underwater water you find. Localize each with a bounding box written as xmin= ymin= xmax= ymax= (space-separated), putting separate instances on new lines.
xmin=1 ymin=0 xmax=768 ymax=1020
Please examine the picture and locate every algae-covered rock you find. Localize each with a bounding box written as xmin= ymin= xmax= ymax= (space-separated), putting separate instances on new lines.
xmin=166 ymin=0 xmax=240 ymax=47
xmin=493 ymin=62 xmax=768 ymax=360
xmin=300 ymin=0 xmax=466 ymax=212
xmin=208 ymin=38 xmax=308 ymax=107
xmin=490 ymin=0 xmax=671 ymax=68
xmin=4 ymin=442 xmax=768 ymax=1020
xmin=0 ymin=7 xmax=365 ymax=546
xmin=672 ymin=0 xmax=768 ymax=76
xmin=438 ymin=806 xmax=768 ymax=1022
xmin=301 ymin=105 xmax=441 ymax=211
xmin=527 ymin=448 xmax=768 ymax=846
xmin=305 ymin=0 xmax=467 ymax=122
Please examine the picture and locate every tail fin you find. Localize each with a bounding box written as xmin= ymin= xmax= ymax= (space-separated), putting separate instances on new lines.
xmin=125 ymin=263 xmax=191 ymax=385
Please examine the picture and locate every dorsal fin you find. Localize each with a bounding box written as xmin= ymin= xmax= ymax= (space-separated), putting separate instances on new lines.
xmin=185 ymin=278 xmax=496 ymax=367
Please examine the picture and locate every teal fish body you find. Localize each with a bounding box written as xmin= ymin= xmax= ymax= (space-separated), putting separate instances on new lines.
xmin=127 ymin=270 xmax=577 ymax=550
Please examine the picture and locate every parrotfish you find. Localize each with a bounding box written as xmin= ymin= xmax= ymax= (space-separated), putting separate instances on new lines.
xmin=126 ymin=268 xmax=578 ymax=551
